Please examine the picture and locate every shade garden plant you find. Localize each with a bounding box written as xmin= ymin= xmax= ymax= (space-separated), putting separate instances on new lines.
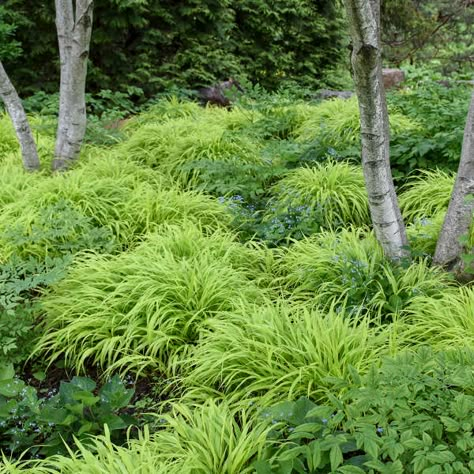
xmin=0 ymin=82 xmax=473 ymax=472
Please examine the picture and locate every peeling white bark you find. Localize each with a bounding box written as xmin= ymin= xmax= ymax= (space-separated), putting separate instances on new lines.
xmin=433 ymin=92 xmax=474 ymax=270
xmin=344 ymin=0 xmax=408 ymax=260
xmin=53 ymin=0 xmax=93 ymax=171
xmin=0 ymin=61 xmax=40 ymax=171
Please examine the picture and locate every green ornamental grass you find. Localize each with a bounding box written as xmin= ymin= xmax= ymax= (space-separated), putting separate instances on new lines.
xmin=402 ymin=288 xmax=474 ymax=350
xmin=33 ymin=226 xmax=267 ymax=376
xmin=0 ymin=155 xmax=230 ymax=257
xmin=120 ymin=117 xmax=261 ymax=184
xmin=266 ymin=161 xmax=370 ymax=231
xmin=399 ymin=169 xmax=454 ymax=222
xmin=182 ymin=301 xmax=393 ymax=405
xmin=278 ymin=228 xmax=451 ymax=318
xmin=294 ymin=96 xmax=418 ymax=147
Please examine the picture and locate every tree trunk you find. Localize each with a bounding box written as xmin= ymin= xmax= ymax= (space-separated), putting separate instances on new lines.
xmin=52 ymin=0 xmax=93 ymax=171
xmin=344 ymin=0 xmax=408 ymax=260
xmin=433 ymin=91 xmax=474 ymax=271
xmin=0 ymin=61 xmax=40 ymax=171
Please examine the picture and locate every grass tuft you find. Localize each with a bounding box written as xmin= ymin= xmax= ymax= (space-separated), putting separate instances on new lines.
xmin=33 ymin=225 xmax=267 ymax=376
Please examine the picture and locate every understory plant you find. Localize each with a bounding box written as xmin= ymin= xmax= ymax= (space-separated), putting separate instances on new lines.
xmin=182 ymin=301 xmax=393 ymax=405
xmin=278 ymin=228 xmax=451 ymax=319
xmin=32 ymin=225 xmax=268 ymax=376
xmin=0 ymin=365 xmax=135 ymax=457
xmin=256 ymin=347 xmax=474 ymax=473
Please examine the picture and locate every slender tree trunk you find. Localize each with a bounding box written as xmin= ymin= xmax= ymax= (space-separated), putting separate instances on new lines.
xmin=53 ymin=0 xmax=93 ymax=171
xmin=0 ymin=61 xmax=40 ymax=171
xmin=433 ymin=91 xmax=474 ymax=271
xmin=344 ymin=0 xmax=408 ymax=260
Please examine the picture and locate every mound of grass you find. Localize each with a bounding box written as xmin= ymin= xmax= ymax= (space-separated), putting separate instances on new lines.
xmin=403 ymin=288 xmax=474 ymax=350
xmin=399 ymin=169 xmax=454 ymax=222
xmin=278 ymin=228 xmax=452 ymax=318
xmin=294 ymin=96 xmax=418 ymax=148
xmin=151 ymin=401 xmax=268 ymax=473
xmin=33 ymin=226 xmax=268 ymax=376
xmin=120 ymin=115 xmax=262 ymax=185
xmin=0 ymin=155 xmax=230 ymax=257
xmin=0 ymin=156 xmax=44 ymax=208
xmin=264 ymin=161 xmax=370 ymax=237
xmin=183 ymin=301 xmax=393 ymax=404
xmin=0 ymin=427 xmax=170 ymax=474
xmin=406 ymin=212 xmax=445 ymax=256
xmin=0 ymin=114 xmax=20 ymax=157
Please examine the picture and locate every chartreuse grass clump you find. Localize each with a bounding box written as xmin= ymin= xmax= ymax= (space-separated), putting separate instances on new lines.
xmin=0 ymin=156 xmax=44 ymax=208
xmin=33 ymin=225 xmax=268 ymax=376
xmin=182 ymin=301 xmax=393 ymax=405
xmin=402 ymin=288 xmax=474 ymax=350
xmin=0 ymin=154 xmax=230 ymax=258
xmin=264 ymin=161 xmax=370 ymax=237
xmin=293 ymin=96 xmax=418 ymax=148
xmin=278 ymin=228 xmax=452 ymax=319
xmin=119 ymin=114 xmax=262 ymax=184
xmin=399 ymin=169 xmax=454 ymax=222
xmin=0 ymin=402 xmax=269 ymax=473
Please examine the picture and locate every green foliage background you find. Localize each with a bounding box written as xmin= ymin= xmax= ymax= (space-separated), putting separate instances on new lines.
xmin=1 ymin=0 xmax=346 ymax=97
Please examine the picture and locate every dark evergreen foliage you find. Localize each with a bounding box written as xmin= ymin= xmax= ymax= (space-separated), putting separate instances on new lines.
xmin=1 ymin=0 xmax=347 ymax=98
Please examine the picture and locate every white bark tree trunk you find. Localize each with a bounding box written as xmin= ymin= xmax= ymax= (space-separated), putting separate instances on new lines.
xmin=344 ymin=0 xmax=408 ymax=260
xmin=53 ymin=0 xmax=93 ymax=171
xmin=433 ymin=91 xmax=474 ymax=271
xmin=0 ymin=61 xmax=40 ymax=171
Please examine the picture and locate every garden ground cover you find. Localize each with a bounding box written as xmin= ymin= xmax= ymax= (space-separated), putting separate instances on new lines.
xmin=1 ymin=83 xmax=474 ymax=473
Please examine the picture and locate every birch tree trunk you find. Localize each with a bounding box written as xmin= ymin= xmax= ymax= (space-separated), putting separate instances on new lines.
xmin=343 ymin=0 xmax=408 ymax=260
xmin=433 ymin=91 xmax=474 ymax=271
xmin=53 ymin=0 xmax=93 ymax=171
xmin=0 ymin=61 xmax=40 ymax=171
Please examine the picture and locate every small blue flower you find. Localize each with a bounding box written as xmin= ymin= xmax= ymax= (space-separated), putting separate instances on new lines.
xmin=322 ymin=418 xmax=328 ymax=424
xmin=376 ymin=427 xmax=383 ymax=434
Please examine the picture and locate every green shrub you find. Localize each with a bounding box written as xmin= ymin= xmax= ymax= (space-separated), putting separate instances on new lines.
xmin=33 ymin=226 xmax=267 ymax=376
xmin=256 ymin=347 xmax=474 ymax=473
xmin=0 ymin=255 xmax=70 ymax=364
xmin=183 ymin=302 xmax=393 ymax=405
xmin=388 ymin=84 xmax=472 ymax=177
xmin=0 ymin=365 xmax=135 ymax=457
xmin=278 ymin=228 xmax=451 ymax=319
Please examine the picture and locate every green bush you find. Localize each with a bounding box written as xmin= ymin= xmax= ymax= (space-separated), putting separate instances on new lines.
xmin=257 ymin=347 xmax=474 ymax=473
xmin=2 ymin=0 xmax=346 ymax=97
xmin=0 ymin=365 xmax=135 ymax=457
xmin=388 ymin=84 xmax=471 ymax=178
xmin=0 ymin=255 xmax=69 ymax=365
xmin=33 ymin=226 xmax=267 ymax=376
xmin=279 ymin=228 xmax=451 ymax=319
